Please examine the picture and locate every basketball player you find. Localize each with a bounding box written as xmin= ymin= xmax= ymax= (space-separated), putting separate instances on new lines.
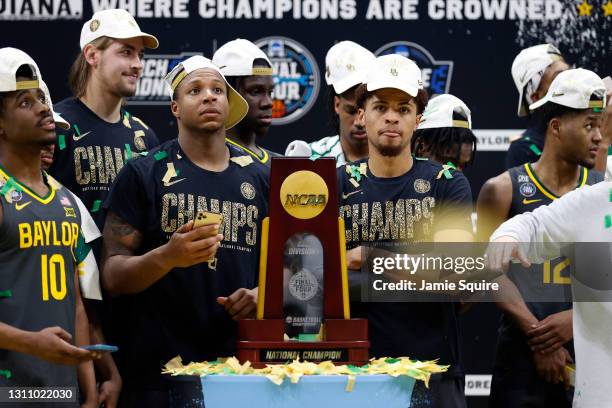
xmin=338 ymin=54 xmax=473 ymax=407
xmin=285 ymin=41 xmax=374 ymax=166
xmin=50 ymin=8 xmax=160 ymax=232
xmin=412 ymin=94 xmax=477 ymax=171
xmin=101 ymin=56 xmax=269 ymax=407
xmin=213 ymin=38 xmax=280 ymax=165
xmin=507 ymin=44 xmax=569 ymax=168
xmin=478 ymin=68 xmax=605 ymax=407
xmin=0 ymin=47 xmax=99 ymax=407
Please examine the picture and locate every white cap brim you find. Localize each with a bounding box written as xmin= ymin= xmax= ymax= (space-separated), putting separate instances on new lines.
xmin=332 ymin=73 xmax=365 ymax=94
xmin=53 ymin=112 xmax=70 ymax=130
xmin=366 ymin=80 xmax=419 ymax=97
xmin=105 ymin=30 xmax=159 ymax=49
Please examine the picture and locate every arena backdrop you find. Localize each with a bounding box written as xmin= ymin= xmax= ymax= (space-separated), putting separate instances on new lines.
xmin=1 ymin=0 xmax=610 ymax=405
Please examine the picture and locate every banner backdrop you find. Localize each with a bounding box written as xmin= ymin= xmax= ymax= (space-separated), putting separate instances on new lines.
xmin=1 ymin=1 xmax=609 ymax=405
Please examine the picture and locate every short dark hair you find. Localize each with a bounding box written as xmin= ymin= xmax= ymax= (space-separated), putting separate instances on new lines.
xmin=326 ymin=84 xmax=359 ymax=135
xmin=354 ymin=84 xmax=429 ymax=114
xmin=411 ymin=127 xmax=478 ymax=167
xmin=535 ymin=102 xmax=582 ymax=134
xmin=225 ymin=58 xmax=271 ymax=92
xmin=0 ymin=66 xmax=37 ymax=118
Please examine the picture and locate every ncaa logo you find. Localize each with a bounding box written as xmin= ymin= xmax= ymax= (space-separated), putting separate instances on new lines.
xmin=519 ymin=182 xmax=537 ymax=198
xmin=127 ymin=52 xmax=201 ymax=105
xmin=375 ymin=41 xmax=453 ymax=95
xmin=255 ymin=37 xmax=320 ymax=125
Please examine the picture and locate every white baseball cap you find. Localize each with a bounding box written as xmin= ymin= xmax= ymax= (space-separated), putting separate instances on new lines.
xmin=418 ymin=94 xmax=472 ymax=130
xmin=511 ymin=44 xmax=564 ymax=117
xmin=212 ymin=39 xmax=272 ymax=77
xmin=529 ymin=68 xmax=606 ymax=111
xmin=0 ymin=47 xmax=40 ymax=92
xmin=364 ymin=54 xmax=423 ymax=97
xmin=80 ymin=9 xmax=159 ymax=50
xmin=325 ymin=41 xmax=375 ymax=94
xmin=39 ymin=80 xmax=70 ymax=130
xmin=164 ymin=55 xmax=249 ymax=130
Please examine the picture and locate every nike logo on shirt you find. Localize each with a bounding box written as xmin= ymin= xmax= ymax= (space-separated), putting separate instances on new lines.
xmin=522 ymin=198 xmax=543 ymax=205
xmin=15 ymin=201 xmax=32 ymax=211
xmin=342 ymin=190 xmax=362 ymax=200
xmin=73 ymin=131 xmax=92 ymax=142
xmin=163 ymin=178 xmax=186 ymax=187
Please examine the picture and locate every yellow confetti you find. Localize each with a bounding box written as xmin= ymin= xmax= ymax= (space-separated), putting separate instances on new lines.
xmin=230 ymin=155 xmax=254 ymax=167
xmin=345 ymin=375 xmax=355 ymax=392
xmin=163 ymin=356 xmax=449 ymax=391
xmin=132 ymin=116 xmax=149 ymax=130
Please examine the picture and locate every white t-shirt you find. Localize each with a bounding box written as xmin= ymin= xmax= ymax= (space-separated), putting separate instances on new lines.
xmin=69 ymin=190 xmax=102 ymax=300
xmin=491 ymin=181 xmax=612 ymax=408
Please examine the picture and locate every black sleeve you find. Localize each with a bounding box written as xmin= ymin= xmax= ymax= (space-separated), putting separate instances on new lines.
xmin=102 ymin=161 xmax=149 ymax=232
xmin=146 ymin=128 xmax=160 ymax=147
xmin=48 ymin=125 xmax=75 ymax=191
xmin=435 ymin=170 xmax=473 ymax=233
xmin=505 ymin=139 xmax=536 ymax=169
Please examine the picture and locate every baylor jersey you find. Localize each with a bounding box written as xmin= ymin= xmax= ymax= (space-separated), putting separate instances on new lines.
xmin=504 ymin=163 xmax=603 ymax=323
xmin=0 ymin=167 xmax=81 ymax=406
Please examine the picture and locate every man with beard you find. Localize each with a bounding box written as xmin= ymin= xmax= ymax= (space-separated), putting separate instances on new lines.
xmin=49 ymin=8 xmax=160 ymax=232
xmin=213 ymin=38 xmax=279 ymax=165
xmin=478 ymin=68 xmax=605 ymax=407
xmin=0 ymin=47 xmax=99 ymax=407
xmin=338 ymin=54 xmax=473 ymax=407
xmin=286 ymin=41 xmax=374 ymax=166
xmin=47 ymin=9 xmax=158 ymax=405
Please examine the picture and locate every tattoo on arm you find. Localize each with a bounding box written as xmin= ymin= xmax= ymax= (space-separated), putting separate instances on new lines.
xmin=102 ymin=212 xmax=143 ymax=259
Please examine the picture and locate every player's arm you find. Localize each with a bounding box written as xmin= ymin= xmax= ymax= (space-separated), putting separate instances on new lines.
xmin=476 ymin=172 xmax=541 ymax=332
xmin=476 ymin=172 xmax=512 ymax=241
xmin=101 ymin=212 xmax=222 ymax=295
xmin=74 ymin=269 xmax=99 ymax=407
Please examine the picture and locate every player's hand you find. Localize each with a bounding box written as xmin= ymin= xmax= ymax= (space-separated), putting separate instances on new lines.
xmin=485 ymin=236 xmax=530 ymax=273
xmin=533 ymin=347 xmax=573 ymax=389
xmin=217 ymin=288 xmax=258 ymax=320
xmin=346 ymin=247 xmax=362 ymax=270
xmin=97 ymin=372 xmax=122 ymax=408
xmin=26 ymin=327 xmax=100 ymax=365
xmin=527 ymin=310 xmax=573 ymax=353
xmin=163 ymin=221 xmax=223 ymax=269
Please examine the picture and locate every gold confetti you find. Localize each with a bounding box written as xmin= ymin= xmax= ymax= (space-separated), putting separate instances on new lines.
xmin=162 ymin=356 xmax=449 ymax=391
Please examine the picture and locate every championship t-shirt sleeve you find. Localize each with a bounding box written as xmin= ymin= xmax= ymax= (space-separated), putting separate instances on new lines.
xmin=435 ymin=171 xmax=473 ymax=233
xmin=147 ymin=127 xmax=160 ymax=147
xmin=103 ymin=161 xmax=148 ymax=232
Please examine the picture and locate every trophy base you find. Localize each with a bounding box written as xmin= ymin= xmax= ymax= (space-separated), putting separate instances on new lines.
xmin=237 ymin=318 xmax=370 ymax=368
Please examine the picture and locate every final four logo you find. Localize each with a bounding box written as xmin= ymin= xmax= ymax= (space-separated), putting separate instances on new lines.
xmin=128 ymin=52 xmax=201 ymax=105
xmin=255 ymin=37 xmax=320 ymax=126
xmin=375 ymin=41 xmax=454 ymax=95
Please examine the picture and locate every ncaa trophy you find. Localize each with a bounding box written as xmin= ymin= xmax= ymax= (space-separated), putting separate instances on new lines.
xmin=237 ymin=157 xmax=369 ymax=367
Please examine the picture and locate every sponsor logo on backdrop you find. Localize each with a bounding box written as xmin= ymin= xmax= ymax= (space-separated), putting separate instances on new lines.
xmin=255 ymin=36 xmax=320 ymax=126
xmin=127 ymin=52 xmax=201 ymax=105
xmin=375 ymin=41 xmax=453 ymax=95
xmin=0 ymin=0 xmax=82 ymax=20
